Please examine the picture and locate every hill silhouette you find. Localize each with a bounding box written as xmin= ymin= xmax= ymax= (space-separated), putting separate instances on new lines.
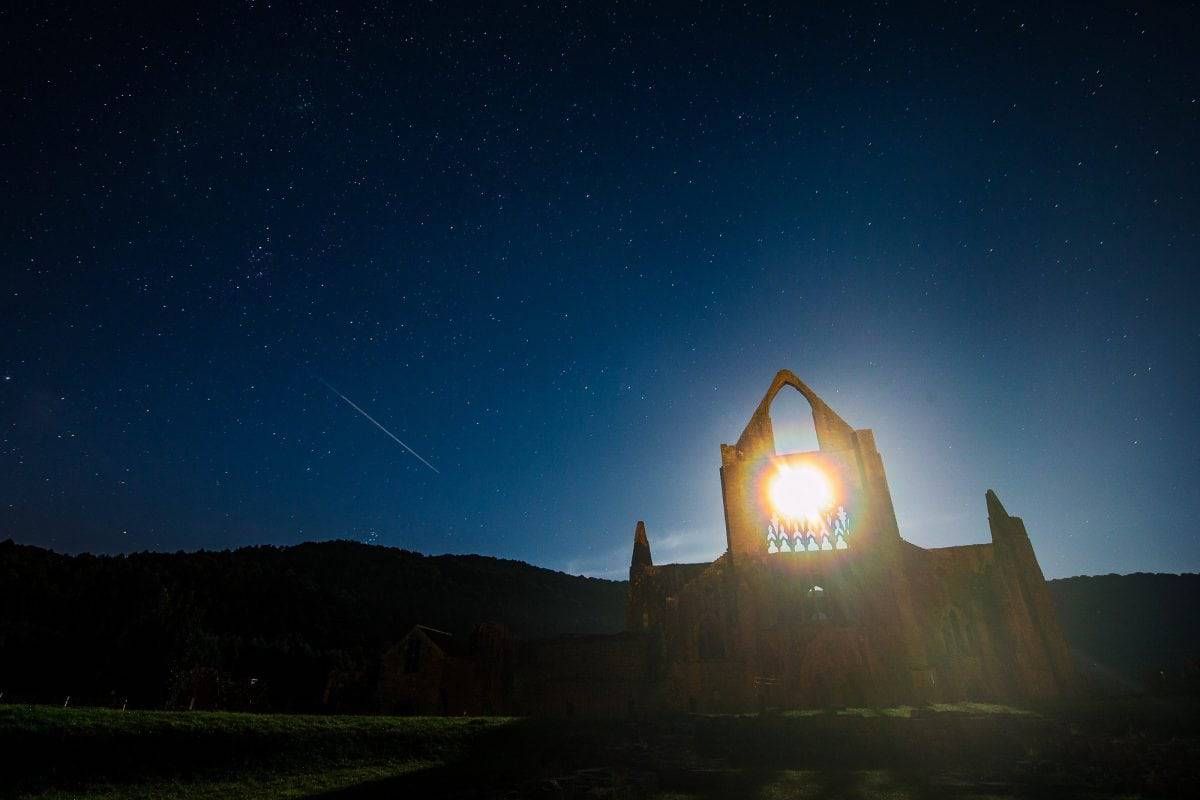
xmin=0 ymin=539 xmax=626 ymax=711
xmin=0 ymin=539 xmax=1196 ymax=711
xmin=1050 ymin=572 xmax=1200 ymax=694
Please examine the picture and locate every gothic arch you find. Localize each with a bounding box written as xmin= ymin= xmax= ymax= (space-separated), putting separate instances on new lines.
xmin=734 ymin=370 xmax=857 ymax=461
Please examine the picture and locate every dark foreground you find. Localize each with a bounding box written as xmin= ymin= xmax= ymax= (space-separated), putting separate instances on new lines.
xmin=3 ymin=700 xmax=1198 ymax=799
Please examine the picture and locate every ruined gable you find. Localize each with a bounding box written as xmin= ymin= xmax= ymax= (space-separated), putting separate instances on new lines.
xmin=386 ymin=369 xmax=1077 ymax=716
xmin=626 ymin=369 xmax=1076 ymax=712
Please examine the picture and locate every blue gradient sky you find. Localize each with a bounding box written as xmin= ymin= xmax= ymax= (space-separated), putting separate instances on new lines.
xmin=3 ymin=3 xmax=1197 ymax=579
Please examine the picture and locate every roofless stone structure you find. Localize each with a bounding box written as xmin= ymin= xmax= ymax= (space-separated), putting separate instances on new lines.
xmin=383 ymin=370 xmax=1076 ymax=715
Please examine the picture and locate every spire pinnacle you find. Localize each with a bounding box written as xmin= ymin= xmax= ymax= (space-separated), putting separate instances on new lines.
xmin=630 ymin=520 xmax=652 ymax=579
xmin=985 ymin=489 xmax=1009 ymax=521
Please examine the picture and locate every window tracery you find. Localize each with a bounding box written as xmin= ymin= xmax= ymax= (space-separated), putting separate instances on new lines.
xmin=766 ymin=505 xmax=850 ymax=554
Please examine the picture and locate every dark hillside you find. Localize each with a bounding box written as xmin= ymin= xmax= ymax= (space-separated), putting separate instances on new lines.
xmin=0 ymin=539 xmax=626 ymax=711
xmin=1 ymin=539 xmax=1196 ymax=712
xmin=1048 ymin=572 xmax=1200 ymax=693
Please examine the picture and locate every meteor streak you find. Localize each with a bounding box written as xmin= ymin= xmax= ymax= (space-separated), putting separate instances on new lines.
xmin=318 ymin=378 xmax=440 ymax=475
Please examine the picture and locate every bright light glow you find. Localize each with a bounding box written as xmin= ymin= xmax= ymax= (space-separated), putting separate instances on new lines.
xmin=768 ymin=463 xmax=834 ymax=523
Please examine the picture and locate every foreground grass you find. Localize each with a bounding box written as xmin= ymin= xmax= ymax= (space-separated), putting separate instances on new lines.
xmin=24 ymin=763 xmax=431 ymax=800
xmin=0 ymin=705 xmax=510 ymax=799
xmin=4 ymin=699 xmax=1197 ymax=799
xmin=0 ymin=703 xmax=511 ymax=741
xmin=650 ymin=769 xmax=1147 ymax=800
xmin=827 ymin=701 xmax=1032 ymax=719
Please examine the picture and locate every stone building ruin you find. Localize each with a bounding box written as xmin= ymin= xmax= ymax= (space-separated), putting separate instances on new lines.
xmin=384 ymin=370 xmax=1076 ymax=715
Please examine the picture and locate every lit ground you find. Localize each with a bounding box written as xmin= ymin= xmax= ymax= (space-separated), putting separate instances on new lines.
xmin=2 ymin=700 xmax=1194 ymax=799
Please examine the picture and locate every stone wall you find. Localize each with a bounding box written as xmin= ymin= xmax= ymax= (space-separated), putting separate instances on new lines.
xmin=514 ymin=632 xmax=652 ymax=717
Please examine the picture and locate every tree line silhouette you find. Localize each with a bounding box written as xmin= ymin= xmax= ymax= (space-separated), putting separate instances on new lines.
xmin=0 ymin=538 xmax=1195 ymax=712
xmin=0 ymin=539 xmax=626 ymax=712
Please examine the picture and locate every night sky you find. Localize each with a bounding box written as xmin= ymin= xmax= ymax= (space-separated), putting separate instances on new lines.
xmin=3 ymin=3 xmax=1197 ymax=579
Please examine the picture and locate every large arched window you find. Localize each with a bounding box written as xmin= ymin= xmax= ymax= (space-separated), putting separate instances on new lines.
xmin=770 ymin=388 xmax=820 ymax=455
xmin=760 ymin=386 xmax=854 ymax=555
xmin=726 ymin=371 xmax=865 ymax=558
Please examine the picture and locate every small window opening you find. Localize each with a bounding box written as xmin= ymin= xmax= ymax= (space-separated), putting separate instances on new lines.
xmin=807 ymin=585 xmax=829 ymax=622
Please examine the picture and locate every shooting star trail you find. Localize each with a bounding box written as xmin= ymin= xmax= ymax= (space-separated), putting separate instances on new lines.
xmin=318 ymin=378 xmax=440 ymax=475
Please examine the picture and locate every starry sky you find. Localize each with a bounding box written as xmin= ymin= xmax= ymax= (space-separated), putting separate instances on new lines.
xmin=2 ymin=3 xmax=1197 ymax=579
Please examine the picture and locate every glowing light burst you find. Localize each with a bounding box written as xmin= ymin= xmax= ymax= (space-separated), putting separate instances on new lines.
xmin=768 ymin=463 xmax=834 ymax=523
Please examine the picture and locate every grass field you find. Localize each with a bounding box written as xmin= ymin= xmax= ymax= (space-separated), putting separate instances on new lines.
xmin=2 ymin=701 xmax=1196 ymax=799
xmin=0 ymin=705 xmax=509 ymax=799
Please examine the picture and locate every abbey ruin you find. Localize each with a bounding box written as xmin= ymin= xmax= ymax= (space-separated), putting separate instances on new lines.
xmin=382 ymin=370 xmax=1076 ymax=715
